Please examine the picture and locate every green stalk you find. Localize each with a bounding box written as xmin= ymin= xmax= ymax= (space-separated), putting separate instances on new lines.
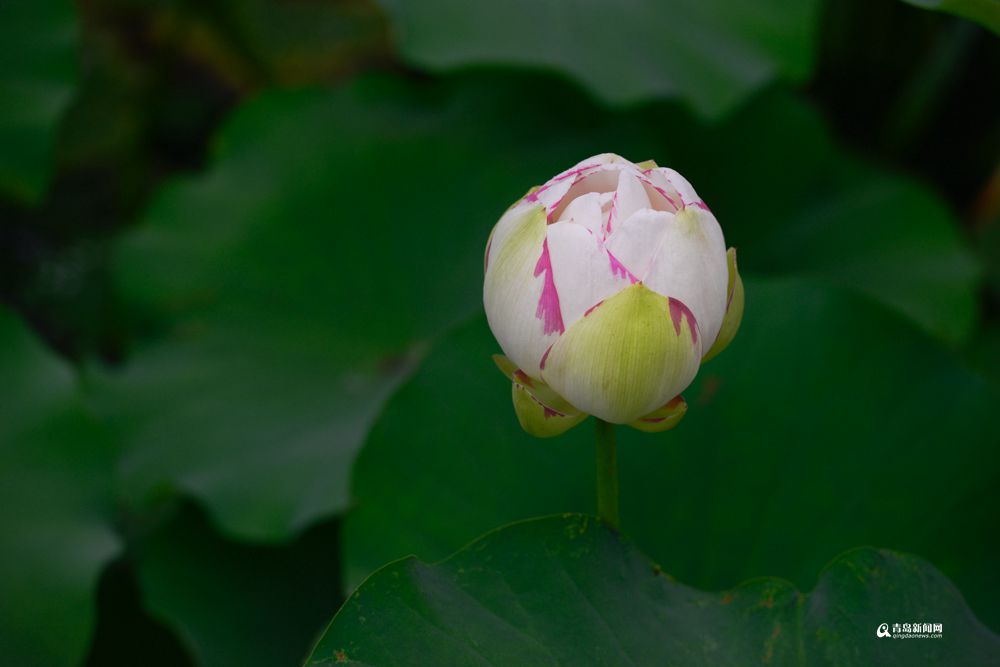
xmin=595 ymin=418 xmax=620 ymax=530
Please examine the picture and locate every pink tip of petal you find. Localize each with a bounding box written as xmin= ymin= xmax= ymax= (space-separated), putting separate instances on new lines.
xmin=638 ymin=176 xmax=679 ymax=210
xmin=544 ymin=166 xmax=605 ymax=221
xmin=523 ymin=387 xmax=566 ymax=418
xmin=552 ymin=162 xmax=600 ymax=183
xmin=484 ymin=235 xmax=493 ymax=273
xmin=532 ymin=163 xmax=600 ymax=202
xmin=533 ymin=239 xmax=565 ymax=335
xmin=583 ymin=300 xmax=605 ymax=317
xmin=539 ymin=343 xmax=554 ymax=370
xmin=607 ymin=249 xmax=638 ymax=283
xmin=605 ymin=191 xmax=618 ymax=235
xmin=668 ymin=298 xmax=699 ymax=345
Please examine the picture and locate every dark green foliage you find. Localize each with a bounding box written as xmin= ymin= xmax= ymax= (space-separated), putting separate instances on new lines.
xmin=0 ymin=0 xmax=998 ymax=665
xmin=343 ymin=281 xmax=1000 ymax=630
xmin=314 ymin=516 xmax=1000 ymax=666
xmin=376 ymin=0 xmax=822 ymax=116
xmin=132 ymin=502 xmax=344 ymax=667
xmin=0 ymin=308 xmax=118 ymax=666
xmin=0 ymin=0 xmax=79 ymax=202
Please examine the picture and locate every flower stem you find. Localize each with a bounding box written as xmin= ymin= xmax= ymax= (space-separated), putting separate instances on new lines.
xmin=595 ymin=418 xmax=620 ymax=530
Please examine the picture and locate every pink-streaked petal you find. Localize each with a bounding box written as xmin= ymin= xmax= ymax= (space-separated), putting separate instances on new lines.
xmin=607 ymin=170 xmax=651 ymax=234
xmin=607 ymin=249 xmax=639 ymax=283
xmin=533 ymin=238 xmax=565 ymax=336
xmin=546 ymin=159 xmax=647 ymax=220
xmin=668 ymin=298 xmax=700 ymax=346
xmin=604 ymin=209 xmax=677 ymax=279
xmin=529 ymin=174 xmax=580 ymax=216
xmin=545 ymin=221 xmax=631 ymax=330
xmin=483 ymin=205 xmax=559 ymax=375
xmin=556 ymin=191 xmax=605 ymax=235
xmin=539 ymin=343 xmax=554 ymax=370
xmin=651 ymin=167 xmax=710 ymax=209
xmin=547 ymin=169 xmax=623 ymax=221
xmin=526 ymin=154 xmax=629 ymax=216
xmin=643 ymin=207 xmax=728 ymax=347
xmin=602 ymin=191 xmax=617 ymax=236
xmin=642 ymin=169 xmax=684 ymax=211
xmin=539 ymin=153 xmax=621 ymax=188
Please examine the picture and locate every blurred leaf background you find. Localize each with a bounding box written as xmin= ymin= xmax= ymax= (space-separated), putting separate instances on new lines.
xmin=1 ymin=0 xmax=998 ymax=665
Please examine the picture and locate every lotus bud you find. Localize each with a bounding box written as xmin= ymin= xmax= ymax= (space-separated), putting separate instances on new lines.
xmin=483 ymin=154 xmax=743 ymax=437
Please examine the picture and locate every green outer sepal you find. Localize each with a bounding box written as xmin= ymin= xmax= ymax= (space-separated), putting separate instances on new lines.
xmin=629 ymin=395 xmax=687 ymax=433
xmin=493 ymin=354 xmax=586 ymax=438
xmin=703 ymin=247 xmax=744 ymax=362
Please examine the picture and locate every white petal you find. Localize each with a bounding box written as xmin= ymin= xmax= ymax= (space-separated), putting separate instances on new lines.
xmin=546 ymin=160 xmax=648 ymax=222
xmin=546 ymin=221 xmax=632 ymax=330
xmin=605 ymin=209 xmax=677 ymax=279
xmin=557 ymin=192 xmax=605 ymax=236
xmin=607 ymin=170 xmax=651 ymax=234
xmin=637 ymin=169 xmax=682 ymax=212
xmin=561 ymin=153 xmax=623 ymax=172
xmin=651 ymin=167 xmax=702 ymax=207
xmin=529 ymin=174 xmax=578 ymax=215
xmin=528 ymin=154 xmax=625 ymax=215
xmin=643 ymin=207 xmax=729 ymax=346
xmin=483 ymin=205 xmax=558 ymax=374
xmin=598 ymin=191 xmax=615 ymax=214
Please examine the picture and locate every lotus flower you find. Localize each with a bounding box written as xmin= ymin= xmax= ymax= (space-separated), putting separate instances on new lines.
xmin=483 ymin=154 xmax=743 ymax=437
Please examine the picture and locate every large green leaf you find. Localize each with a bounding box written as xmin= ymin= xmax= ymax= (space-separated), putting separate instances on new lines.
xmin=0 ymin=308 xmax=119 ymax=666
xmin=648 ymin=96 xmax=981 ymax=344
xmin=375 ymin=0 xmax=822 ymax=117
xmin=132 ymin=502 xmax=342 ymax=667
xmin=100 ymin=74 xmax=979 ymax=545
xmin=0 ymin=0 xmax=79 ymax=202
xmin=316 ymin=515 xmax=1000 ymax=665
xmin=343 ymin=278 xmax=1000 ymax=630
xmin=97 ymin=75 xmax=633 ymax=542
xmin=109 ymin=0 xmax=390 ymax=90
xmin=84 ymin=560 xmax=196 ymax=667
xmin=900 ymin=0 xmax=1000 ymax=35
xmin=219 ymin=0 xmax=390 ymax=85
